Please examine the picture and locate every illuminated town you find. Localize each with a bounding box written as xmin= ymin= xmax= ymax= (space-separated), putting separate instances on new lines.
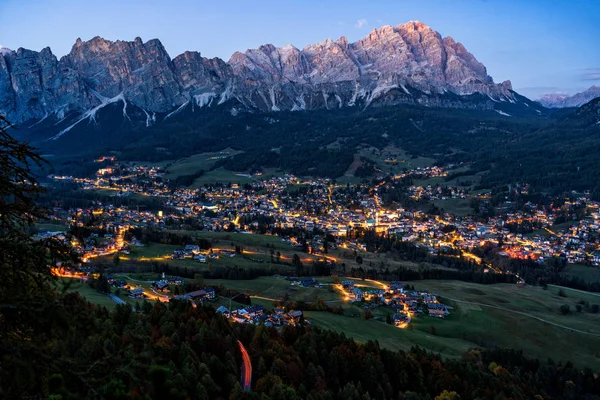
xmin=46 ymin=158 xmax=600 ymax=270
xmin=39 ymin=157 xmax=600 ymax=330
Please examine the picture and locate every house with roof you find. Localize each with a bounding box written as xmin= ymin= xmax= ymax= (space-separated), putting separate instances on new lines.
xmin=184 ymin=244 xmax=200 ymax=254
xmin=128 ymin=287 xmax=144 ymax=298
xmin=353 ymin=287 xmax=364 ymax=301
xmin=341 ymin=280 xmax=355 ymax=289
xmin=244 ymin=305 xmax=265 ymax=316
xmin=205 ymin=287 xmax=216 ymax=299
xmin=216 ymin=306 xmax=230 ymax=315
xmin=168 ymin=276 xmax=184 ymax=285
xmin=152 ymin=280 xmax=170 ymax=293
xmin=299 ymin=277 xmax=320 ymax=287
xmin=393 ymin=313 xmax=410 ymax=327
xmin=427 ymin=303 xmax=449 ymax=318
xmin=112 ymin=279 xmax=127 ymax=288
xmin=187 ymin=289 xmax=207 ymax=300
xmin=389 ymin=281 xmax=404 ymax=294
xmin=171 ymin=249 xmax=185 ymax=260
xmin=171 ymin=294 xmax=191 ymax=301
xmin=288 ymin=310 xmax=303 ymax=322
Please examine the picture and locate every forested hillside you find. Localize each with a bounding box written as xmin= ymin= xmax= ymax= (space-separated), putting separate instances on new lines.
xmin=26 ymin=99 xmax=600 ymax=197
xmin=6 ymin=296 xmax=600 ymax=400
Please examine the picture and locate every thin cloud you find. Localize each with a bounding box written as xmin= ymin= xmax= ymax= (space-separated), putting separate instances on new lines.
xmin=582 ymin=74 xmax=600 ymax=81
xmin=580 ymin=68 xmax=600 ymax=81
xmin=355 ymin=19 xmax=368 ymax=28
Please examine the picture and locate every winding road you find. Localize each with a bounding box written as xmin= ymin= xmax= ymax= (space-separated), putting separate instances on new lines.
xmin=250 ymin=294 xmax=344 ymax=304
xmin=238 ymin=340 xmax=252 ymax=391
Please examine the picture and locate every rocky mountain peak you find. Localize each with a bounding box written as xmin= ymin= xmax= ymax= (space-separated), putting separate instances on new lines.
xmin=400 ymin=20 xmax=433 ymax=32
xmin=538 ymin=86 xmax=600 ymax=108
xmin=501 ymin=80 xmax=513 ymax=91
xmin=336 ymin=36 xmax=349 ymax=48
xmin=1 ymin=21 xmax=522 ymax=124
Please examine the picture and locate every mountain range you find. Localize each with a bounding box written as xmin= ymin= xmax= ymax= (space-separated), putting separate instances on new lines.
xmin=1 ymin=21 xmax=539 ymax=132
xmin=537 ymin=86 xmax=600 ymax=108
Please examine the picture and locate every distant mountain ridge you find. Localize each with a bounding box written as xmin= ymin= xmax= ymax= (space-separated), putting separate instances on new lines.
xmin=538 ymin=86 xmax=600 ymax=108
xmin=0 ymin=21 xmax=537 ymax=127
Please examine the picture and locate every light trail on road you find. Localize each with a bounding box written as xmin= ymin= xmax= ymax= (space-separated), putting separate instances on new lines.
xmin=250 ymin=295 xmax=278 ymax=302
xmin=238 ymin=340 xmax=252 ymax=391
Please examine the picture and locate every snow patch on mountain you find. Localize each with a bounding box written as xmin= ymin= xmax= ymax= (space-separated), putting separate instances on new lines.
xmin=142 ymin=109 xmax=154 ymax=127
xmin=28 ymin=113 xmax=49 ymax=128
xmin=164 ymin=101 xmax=189 ymax=120
xmin=269 ymin=87 xmax=280 ymax=111
xmin=367 ymin=83 xmax=399 ymax=105
xmin=49 ymin=93 xmax=127 ymax=140
xmin=194 ymin=92 xmax=216 ymax=107
xmin=121 ymin=96 xmax=130 ymax=120
xmin=292 ymin=94 xmax=306 ymax=111
xmin=218 ymin=85 xmax=234 ymax=105
xmin=322 ymin=91 xmax=330 ymax=109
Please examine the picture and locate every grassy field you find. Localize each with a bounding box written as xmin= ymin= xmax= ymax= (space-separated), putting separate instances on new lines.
xmin=305 ymin=311 xmax=473 ymax=357
xmin=413 ymin=280 xmax=600 ymax=333
xmin=432 ymin=198 xmax=474 ymax=216
xmin=204 ymin=276 xmax=341 ymax=303
xmin=208 ymin=275 xmax=600 ymax=369
xmin=57 ymin=279 xmax=118 ymax=310
xmin=413 ymin=167 xmax=483 ymax=191
xmin=444 ymin=175 xmax=482 ymax=188
xmin=128 ymin=242 xmax=179 ymax=260
xmin=551 ymin=220 xmax=578 ymax=231
xmin=413 ymin=176 xmax=446 ymax=187
xmin=158 ymin=150 xmax=255 ymax=187
xmin=358 ymin=145 xmax=436 ymax=176
xmin=36 ymin=222 xmax=69 ymax=232
xmin=331 ymin=246 xmax=439 ymax=273
xmin=121 ymin=240 xmax=295 ymax=272
xmin=408 ymin=280 xmax=600 ymax=369
xmin=169 ymin=230 xmax=292 ymax=250
xmin=191 ymin=168 xmax=254 ymax=187
xmin=164 ymin=150 xmax=241 ymax=179
xmin=527 ymin=221 xmax=577 ymax=238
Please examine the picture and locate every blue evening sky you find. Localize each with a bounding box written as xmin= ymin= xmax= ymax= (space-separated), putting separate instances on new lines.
xmin=1 ymin=0 xmax=599 ymax=99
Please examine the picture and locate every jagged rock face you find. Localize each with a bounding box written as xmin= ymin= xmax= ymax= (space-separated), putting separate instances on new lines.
xmin=1 ymin=21 xmax=517 ymax=124
xmin=538 ymin=86 xmax=600 ymax=108
xmin=173 ymin=52 xmax=232 ymax=94
xmin=63 ymin=36 xmax=186 ymax=109
xmin=228 ymin=22 xmax=513 ymax=111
